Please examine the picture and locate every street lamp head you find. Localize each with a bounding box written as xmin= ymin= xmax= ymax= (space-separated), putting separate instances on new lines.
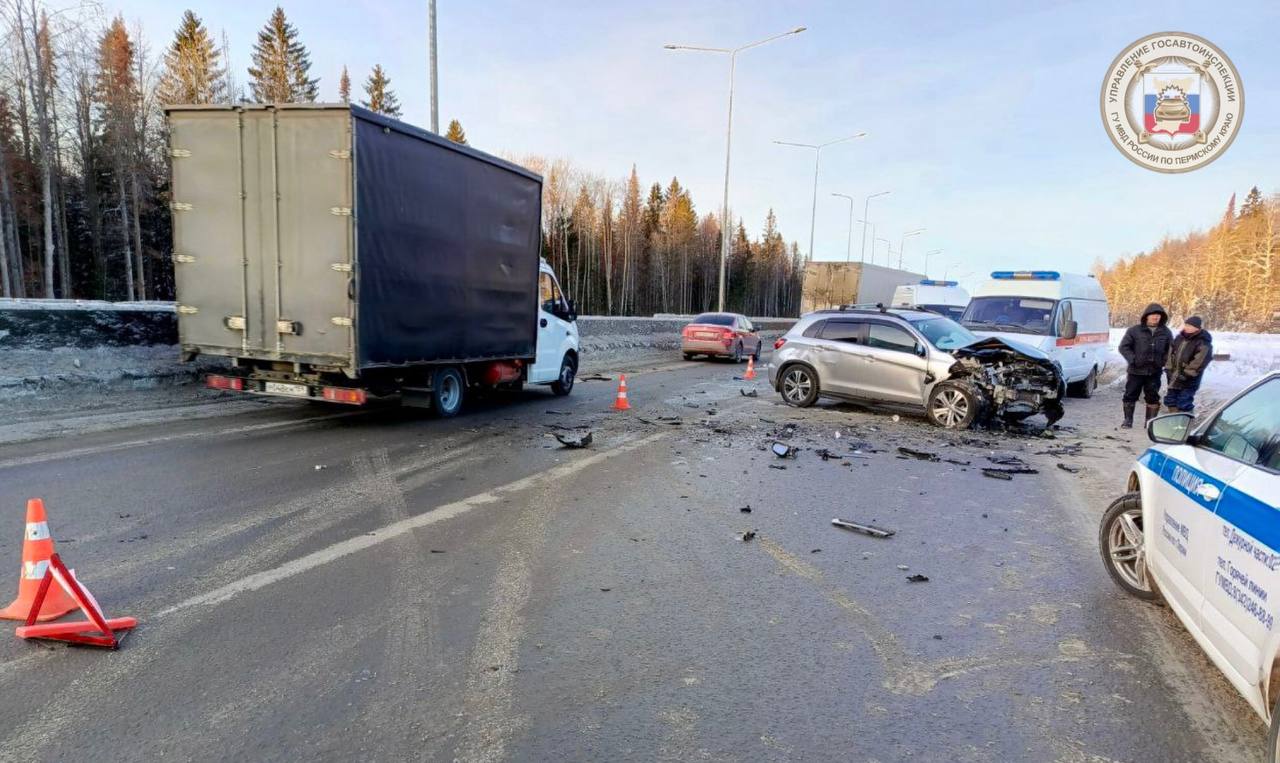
xmin=663 ymin=44 xmax=678 ymax=49
xmin=793 ymin=26 xmax=807 ymax=33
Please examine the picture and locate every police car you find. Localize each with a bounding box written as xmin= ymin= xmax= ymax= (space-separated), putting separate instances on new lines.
xmin=1100 ymin=371 xmax=1280 ymax=756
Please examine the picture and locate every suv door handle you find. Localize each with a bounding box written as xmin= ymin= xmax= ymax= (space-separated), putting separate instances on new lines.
xmin=1195 ymin=484 xmax=1221 ymax=501
xmin=540 ymin=318 xmax=548 ymax=328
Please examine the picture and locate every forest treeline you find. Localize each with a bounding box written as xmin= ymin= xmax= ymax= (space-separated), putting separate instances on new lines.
xmin=0 ymin=2 xmax=805 ymax=316
xmin=1095 ymin=187 xmax=1278 ymax=331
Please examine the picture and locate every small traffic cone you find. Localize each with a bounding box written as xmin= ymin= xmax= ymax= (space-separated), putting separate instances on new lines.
xmin=0 ymin=499 xmax=77 ymax=622
xmin=612 ymin=374 xmax=631 ymax=411
xmin=743 ymin=355 xmax=757 ymax=381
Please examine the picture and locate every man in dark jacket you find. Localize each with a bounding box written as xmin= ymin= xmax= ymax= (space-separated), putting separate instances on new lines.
xmin=1117 ymin=303 xmax=1173 ymax=428
xmin=1164 ymin=316 xmax=1212 ymax=413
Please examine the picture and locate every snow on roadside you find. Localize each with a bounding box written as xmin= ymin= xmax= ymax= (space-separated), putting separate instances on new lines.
xmin=0 ymin=345 xmax=226 ymax=401
xmin=1104 ymin=328 xmax=1279 ymax=396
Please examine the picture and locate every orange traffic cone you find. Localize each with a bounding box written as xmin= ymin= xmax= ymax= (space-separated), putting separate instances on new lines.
xmin=1 ymin=499 xmax=77 ymax=621
xmin=743 ymin=355 xmax=756 ymax=381
xmin=612 ymin=374 xmax=632 ymax=411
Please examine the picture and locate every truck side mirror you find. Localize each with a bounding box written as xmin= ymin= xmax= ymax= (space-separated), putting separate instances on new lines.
xmin=565 ymin=300 xmax=578 ymax=322
xmin=1061 ymin=319 xmax=1078 ymax=340
xmin=914 ymin=344 xmax=927 ymax=358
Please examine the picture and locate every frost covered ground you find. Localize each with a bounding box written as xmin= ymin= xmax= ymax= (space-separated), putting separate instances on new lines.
xmin=1104 ymin=328 xmax=1279 ymax=397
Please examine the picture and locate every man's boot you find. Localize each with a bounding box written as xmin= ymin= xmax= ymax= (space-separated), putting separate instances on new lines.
xmin=1145 ymin=404 xmax=1161 ymax=423
xmin=1122 ymin=402 xmax=1135 ymax=429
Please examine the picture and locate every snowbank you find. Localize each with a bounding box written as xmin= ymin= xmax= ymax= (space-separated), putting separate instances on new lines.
xmin=1105 ymin=328 xmax=1279 ymax=396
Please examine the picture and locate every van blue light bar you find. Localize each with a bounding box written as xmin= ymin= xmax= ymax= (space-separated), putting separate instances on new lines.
xmin=991 ymin=271 xmax=1060 ymax=280
xmin=918 ymin=279 xmax=958 ymax=286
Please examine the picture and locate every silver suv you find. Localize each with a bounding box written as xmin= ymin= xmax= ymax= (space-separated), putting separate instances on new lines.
xmin=767 ymin=307 xmax=1066 ymax=428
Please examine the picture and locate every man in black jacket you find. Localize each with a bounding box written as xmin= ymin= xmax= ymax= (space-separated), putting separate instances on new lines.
xmin=1117 ymin=303 xmax=1172 ymax=428
xmin=1164 ymin=316 xmax=1212 ymax=413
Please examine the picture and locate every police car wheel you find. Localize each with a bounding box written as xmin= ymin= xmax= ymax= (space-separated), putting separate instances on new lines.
xmin=1099 ymin=492 xmax=1160 ymax=601
xmin=1267 ymin=691 xmax=1280 ymax=763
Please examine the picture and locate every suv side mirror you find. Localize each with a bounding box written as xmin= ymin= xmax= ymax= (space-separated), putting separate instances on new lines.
xmin=1061 ymin=319 xmax=1078 ymax=340
xmin=1148 ymin=412 xmax=1193 ymax=444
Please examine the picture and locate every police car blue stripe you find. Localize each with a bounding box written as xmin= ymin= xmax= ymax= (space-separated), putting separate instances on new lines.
xmin=1140 ymin=447 xmax=1280 ymax=553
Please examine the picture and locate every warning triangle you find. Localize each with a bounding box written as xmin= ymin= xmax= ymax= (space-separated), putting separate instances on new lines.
xmin=14 ymin=554 xmax=136 ymax=649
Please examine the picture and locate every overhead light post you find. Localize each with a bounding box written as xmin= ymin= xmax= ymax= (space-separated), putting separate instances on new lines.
xmin=898 ymin=228 xmax=925 ymax=269
xmin=428 ymin=0 xmax=438 ymax=132
xmin=875 ymin=237 xmax=890 ymax=265
xmin=774 ymin=132 xmax=867 ymax=263
xmin=831 ymin=193 xmax=856 ymax=263
xmin=923 ymin=249 xmax=942 ymax=278
xmin=665 ymin=26 xmax=807 ymax=311
xmin=857 ymin=219 xmax=875 ymax=262
xmin=859 ymin=191 xmax=890 ymax=264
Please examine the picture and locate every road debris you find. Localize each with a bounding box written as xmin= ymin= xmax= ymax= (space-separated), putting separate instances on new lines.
xmin=1038 ymin=443 xmax=1084 ymax=456
xmin=768 ymin=464 xmax=788 ymax=470
xmin=739 ymin=505 xmax=752 ymax=513
xmin=738 ymin=530 xmax=757 ymax=542
xmin=897 ymin=447 xmax=940 ymax=462
xmin=986 ymin=465 xmax=1040 ymax=475
xmin=739 ymin=388 xmax=758 ymax=397
xmin=832 ymin=518 xmax=895 ymax=538
xmin=987 ymin=455 xmax=1031 ymax=467
xmin=772 ymin=442 xmax=798 ymax=458
xmin=943 ymin=458 xmax=971 ymax=466
xmin=906 ymin=574 xmax=930 ymax=583
xmin=896 ymin=564 xmax=910 ymax=570
xmin=314 ymin=464 xmax=327 ymax=471
xmin=981 ymin=469 xmax=1014 ymax=481
xmin=579 ymin=373 xmax=613 ymax=382
xmin=1057 ymin=463 xmax=1082 ymax=474
xmin=554 ymin=430 xmax=593 ymax=449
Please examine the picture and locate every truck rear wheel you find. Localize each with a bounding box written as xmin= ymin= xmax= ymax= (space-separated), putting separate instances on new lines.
xmin=431 ymin=367 xmax=465 ymax=418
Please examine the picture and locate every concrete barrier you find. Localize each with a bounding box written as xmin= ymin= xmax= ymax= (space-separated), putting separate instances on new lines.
xmin=0 ymin=300 xmax=796 ymax=354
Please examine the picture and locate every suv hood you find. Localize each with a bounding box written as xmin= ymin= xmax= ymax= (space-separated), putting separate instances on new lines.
xmin=953 ymin=336 xmax=1056 ymax=366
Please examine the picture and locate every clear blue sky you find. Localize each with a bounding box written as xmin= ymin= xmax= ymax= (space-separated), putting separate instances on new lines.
xmin=114 ymin=0 xmax=1278 ymax=291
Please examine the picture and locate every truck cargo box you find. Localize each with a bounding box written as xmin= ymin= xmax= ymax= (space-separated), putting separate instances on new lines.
xmin=166 ymin=104 xmax=543 ymax=376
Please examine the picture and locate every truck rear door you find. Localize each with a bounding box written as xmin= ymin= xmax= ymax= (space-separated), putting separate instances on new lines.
xmin=169 ymin=106 xmax=355 ymax=368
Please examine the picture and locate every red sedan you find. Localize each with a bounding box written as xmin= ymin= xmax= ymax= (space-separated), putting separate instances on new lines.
xmin=681 ymin=313 xmax=762 ymax=362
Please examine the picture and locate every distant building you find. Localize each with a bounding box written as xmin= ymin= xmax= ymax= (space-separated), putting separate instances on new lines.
xmin=801 ymin=262 xmax=925 ymax=314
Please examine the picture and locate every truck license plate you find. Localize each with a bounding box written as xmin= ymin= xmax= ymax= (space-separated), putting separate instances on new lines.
xmin=265 ymin=382 xmax=310 ymax=398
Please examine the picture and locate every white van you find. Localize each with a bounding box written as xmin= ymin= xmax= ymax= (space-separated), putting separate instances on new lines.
xmin=961 ymin=271 xmax=1111 ymax=396
xmin=890 ymin=280 xmax=970 ymax=321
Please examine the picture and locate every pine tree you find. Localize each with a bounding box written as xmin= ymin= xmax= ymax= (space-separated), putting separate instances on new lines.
xmin=157 ymin=11 xmax=226 ymax=105
xmin=96 ymin=16 xmax=142 ymax=300
xmin=445 ymin=119 xmax=467 ymax=145
xmin=360 ymin=65 xmax=401 ymax=117
xmin=1239 ymin=186 xmax=1264 ymax=218
xmin=247 ymin=7 xmax=318 ymax=103
xmin=338 ymin=65 xmax=350 ymax=103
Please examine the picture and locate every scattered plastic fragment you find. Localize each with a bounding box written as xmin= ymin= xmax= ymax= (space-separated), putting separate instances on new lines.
xmin=897 ymin=447 xmax=940 ymax=462
xmin=740 ymin=388 xmax=758 ymax=397
xmin=772 ymin=442 xmax=797 ymax=458
xmin=1057 ymin=463 xmax=1082 ymax=474
xmin=896 ymin=564 xmax=910 ymax=571
xmin=739 ymin=505 xmax=752 ymax=513
xmin=554 ymin=430 xmax=593 ymax=449
xmin=579 ymin=374 xmax=613 ymax=382
xmin=981 ymin=469 xmax=1014 ymax=481
xmin=988 ymin=455 xmax=1031 ymax=467
xmin=906 ymin=574 xmax=929 ymax=583
xmin=832 ymin=518 xmax=896 ymax=538
xmin=738 ymin=530 xmax=757 ymax=542
xmin=314 ymin=464 xmax=327 ymax=471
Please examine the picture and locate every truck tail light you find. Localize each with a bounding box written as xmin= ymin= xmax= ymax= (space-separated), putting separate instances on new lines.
xmin=322 ymin=387 xmax=367 ymax=405
xmin=774 ymin=337 xmax=787 ymax=350
xmin=206 ymin=374 xmax=244 ymax=391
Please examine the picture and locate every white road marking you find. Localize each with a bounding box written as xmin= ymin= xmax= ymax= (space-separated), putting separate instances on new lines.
xmin=157 ymin=431 xmax=668 ymax=618
xmin=0 ymin=410 xmax=367 ymax=470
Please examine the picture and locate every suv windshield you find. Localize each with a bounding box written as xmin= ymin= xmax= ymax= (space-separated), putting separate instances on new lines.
xmin=910 ymin=316 xmax=978 ymax=351
xmin=962 ymin=296 xmax=1057 ymax=335
xmin=691 ymin=314 xmax=735 ymax=326
xmin=920 ymin=304 xmax=966 ymax=321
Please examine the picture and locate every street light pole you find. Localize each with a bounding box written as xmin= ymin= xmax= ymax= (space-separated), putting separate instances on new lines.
xmin=831 ymin=193 xmax=855 ymax=263
xmin=897 ymin=228 xmax=925 ymax=269
xmin=665 ymin=26 xmax=806 ymax=311
xmin=858 ymin=191 xmax=890 ymax=263
xmin=428 ymin=0 xmax=439 ymax=132
xmin=774 ymin=132 xmax=866 ymax=263
xmin=923 ymin=249 xmax=942 ymax=278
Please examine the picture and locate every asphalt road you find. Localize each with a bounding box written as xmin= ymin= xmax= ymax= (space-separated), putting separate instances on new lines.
xmin=0 ymin=354 xmax=1267 ymax=761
